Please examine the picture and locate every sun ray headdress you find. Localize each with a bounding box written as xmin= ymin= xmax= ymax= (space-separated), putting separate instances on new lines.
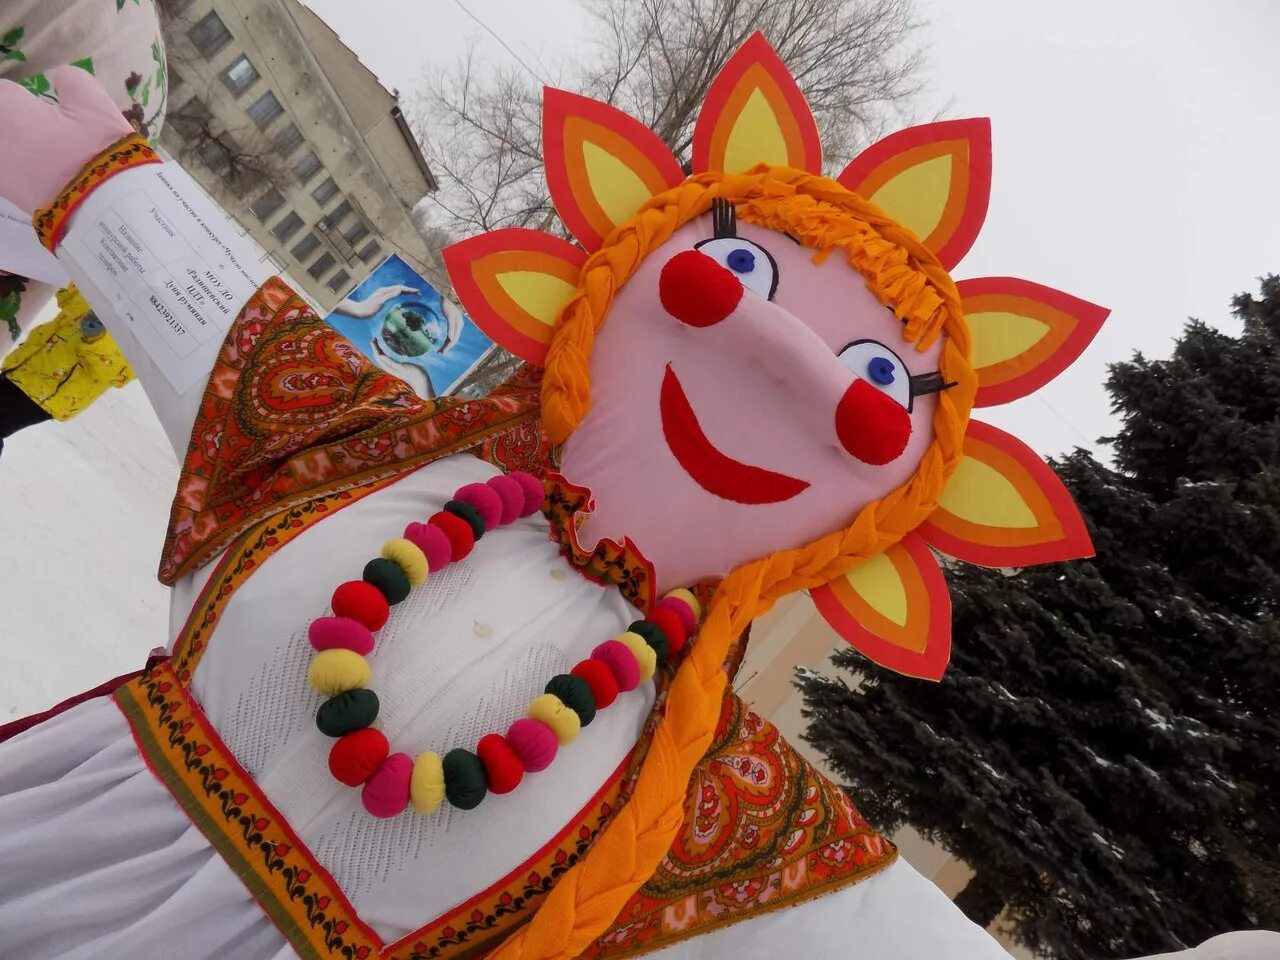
xmin=444 ymin=33 xmax=1107 ymax=958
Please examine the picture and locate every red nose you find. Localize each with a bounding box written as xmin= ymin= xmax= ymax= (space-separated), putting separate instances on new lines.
xmin=835 ymin=379 xmax=912 ymax=465
xmin=660 ymin=250 xmax=743 ymax=327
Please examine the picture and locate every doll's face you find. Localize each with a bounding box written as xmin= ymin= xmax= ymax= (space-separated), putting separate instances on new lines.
xmin=561 ymin=207 xmax=948 ymax=583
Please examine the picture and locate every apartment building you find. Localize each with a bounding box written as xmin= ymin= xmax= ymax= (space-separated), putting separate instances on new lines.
xmin=158 ymin=0 xmax=438 ymax=311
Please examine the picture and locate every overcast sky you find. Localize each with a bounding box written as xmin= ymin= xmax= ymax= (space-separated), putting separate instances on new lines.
xmin=301 ymin=0 xmax=1280 ymax=459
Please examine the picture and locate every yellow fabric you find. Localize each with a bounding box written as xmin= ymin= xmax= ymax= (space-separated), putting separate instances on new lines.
xmin=869 ymin=153 xmax=952 ymax=246
xmin=967 ymin=310 xmax=1050 ymax=368
xmin=1 ymin=285 xmax=134 ymax=421
xmin=937 ymin=455 xmax=1038 ymax=529
xmin=306 ymin=649 xmax=371 ymax=697
xmin=496 ymin=271 xmax=579 ymax=329
xmin=381 ymin=537 xmax=429 ymax=587
xmin=527 ymin=694 xmax=581 ymax=745
xmin=495 ymin=166 xmax=975 ymax=960
xmin=846 ymin=550 xmax=909 ymax=627
xmin=615 ymin=631 xmax=657 ymax=682
xmin=410 ymin=751 xmax=446 ymax=814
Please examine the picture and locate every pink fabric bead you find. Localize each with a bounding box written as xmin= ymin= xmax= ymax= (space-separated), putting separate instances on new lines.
xmin=487 ymin=474 xmax=525 ymax=525
xmin=308 ymin=616 xmax=375 ymax=655
xmin=455 ymin=482 xmax=504 ymax=530
xmin=361 ymin=752 xmax=413 ymax=818
xmin=656 ymin=596 xmax=697 ymax=634
xmin=404 ymin=521 xmax=452 ymax=572
xmin=510 ymin=471 xmax=545 ymax=517
xmin=592 ymin=639 xmax=641 ymax=692
xmin=506 ymin=718 xmax=559 ymax=772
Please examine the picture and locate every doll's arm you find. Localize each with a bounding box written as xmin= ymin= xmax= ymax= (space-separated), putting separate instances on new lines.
xmin=0 ymin=67 xmax=270 ymax=455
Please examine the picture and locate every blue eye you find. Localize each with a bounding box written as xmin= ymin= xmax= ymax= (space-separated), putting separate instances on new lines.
xmin=694 ymin=236 xmax=778 ymax=299
xmin=867 ymin=356 xmax=896 ymax=385
xmin=726 ymin=248 xmax=756 ymax=274
xmin=837 ymin=339 xmax=912 ymax=410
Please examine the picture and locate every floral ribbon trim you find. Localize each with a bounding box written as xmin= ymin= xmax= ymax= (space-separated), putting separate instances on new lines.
xmin=33 ymin=132 xmax=161 ymax=252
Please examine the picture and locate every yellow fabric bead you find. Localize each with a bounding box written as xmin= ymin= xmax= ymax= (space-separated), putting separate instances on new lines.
xmin=664 ymin=588 xmax=701 ymax=621
xmin=410 ymin=751 xmax=446 ymax=814
xmin=381 ymin=537 xmax=429 ymax=587
xmin=307 ymin=649 xmax=371 ymax=696
xmin=528 ymin=693 xmax=581 ymax=745
xmin=616 ymin=631 xmax=657 ymax=681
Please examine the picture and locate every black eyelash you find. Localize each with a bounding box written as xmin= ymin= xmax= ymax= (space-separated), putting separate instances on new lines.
xmin=909 ymin=371 xmax=956 ymax=398
xmin=711 ymin=197 xmax=737 ymax=239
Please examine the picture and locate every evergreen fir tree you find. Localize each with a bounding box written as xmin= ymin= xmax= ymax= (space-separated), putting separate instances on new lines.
xmin=798 ymin=276 xmax=1280 ymax=959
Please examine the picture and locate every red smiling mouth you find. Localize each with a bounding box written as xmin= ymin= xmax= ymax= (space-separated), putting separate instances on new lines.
xmin=659 ymin=364 xmax=810 ymax=505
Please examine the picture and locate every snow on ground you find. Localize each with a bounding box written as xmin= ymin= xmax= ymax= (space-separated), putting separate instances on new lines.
xmin=0 ymin=382 xmax=174 ymax=720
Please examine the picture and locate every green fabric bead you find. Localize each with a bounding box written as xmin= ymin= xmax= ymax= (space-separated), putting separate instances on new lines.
xmin=363 ymin=557 xmax=411 ymax=604
xmin=315 ymin=688 xmax=380 ymax=737
xmin=545 ymin=673 xmax=596 ymax=726
xmin=629 ymin=620 xmax=669 ymax=664
xmin=442 ymin=748 xmax=488 ymax=810
xmin=444 ymin=499 xmax=485 ymax=539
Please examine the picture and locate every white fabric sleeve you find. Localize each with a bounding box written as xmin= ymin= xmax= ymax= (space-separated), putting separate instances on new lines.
xmin=646 ymin=858 xmax=1012 ymax=960
xmin=53 ymin=160 xmax=272 ymax=454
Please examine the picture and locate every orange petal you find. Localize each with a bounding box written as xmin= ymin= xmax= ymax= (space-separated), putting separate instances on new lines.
xmin=543 ymin=88 xmax=684 ymax=252
xmin=960 ymin=277 xmax=1109 ymax=407
xmin=691 ymin=32 xmax=822 ymax=175
xmin=811 ymin=533 xmax=952 ymax=681
xmin=442 ymin=228 xmax=586 ymax=365
xmin=837 ymin=118 xmax=992 ymax=271
xmin=920 ymin=420 xmax=1093 ymax=567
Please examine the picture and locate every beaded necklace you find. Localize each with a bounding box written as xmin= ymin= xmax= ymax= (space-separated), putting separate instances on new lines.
xmin=305 ymin=471 xmax=702 ymax=819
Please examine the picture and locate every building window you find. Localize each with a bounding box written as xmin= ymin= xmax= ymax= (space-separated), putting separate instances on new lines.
xmin=273 ymin=123 xmax=304 ymax=157
xmin=328 ymin=269 xmax=352 ymax=293
xmin=320 ymin=199 xmax=352 ymax=230
xmin=247 ymin=90 xmax=284 ymax=129
xmin=342 ymin=219 xmax=370 ymax=245
xmin=308 ymin=251 xmax=336 ymax=279
xmin=356 ymin=239 xmax=382 ymax=263
xmin=219 ymin=55 xmax=259 ymax=97
xmin=250 ymin=186 xmax=285 ymax=222
xmin=291 ymin=233 xmax=321 ymax=261
xmin=188 ymin=11 xmax=232 ymax=59
xmin=310 ymin=177 xmax=338 ymax=206
xmin=293 ymin=151 xmax=322 ymax=183
xmin=271 ymin=212 xmax=304 ymax=242
xmin=196 ymin=136 xmax=230 ymax=173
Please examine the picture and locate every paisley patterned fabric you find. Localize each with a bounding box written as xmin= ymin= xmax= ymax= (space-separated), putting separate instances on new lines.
xmin=159 ymin=277 xmax=548 ymax=584
xmin=582 ymin=696 xmax=897 ymax=958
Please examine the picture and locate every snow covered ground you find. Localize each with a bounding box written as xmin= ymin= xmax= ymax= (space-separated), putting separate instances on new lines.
xmin=0 ymin=382 xmax=174 ymax=720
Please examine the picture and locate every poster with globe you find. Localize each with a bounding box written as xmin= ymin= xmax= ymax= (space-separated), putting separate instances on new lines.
xmin=323 ymin=254 xmax=495 ymax=399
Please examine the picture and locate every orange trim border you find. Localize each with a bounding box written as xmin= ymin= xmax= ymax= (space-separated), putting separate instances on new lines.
xmin=32 ymin=132 xmax=161 ymax=252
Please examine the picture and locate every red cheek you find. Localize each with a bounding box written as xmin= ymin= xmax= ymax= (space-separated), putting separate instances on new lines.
xmin=659 ymin=250 xmax=743 ymax=327
xmin=835 ymin=379 xmax=912 ymax=465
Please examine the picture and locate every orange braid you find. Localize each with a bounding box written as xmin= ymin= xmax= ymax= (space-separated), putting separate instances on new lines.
xmin=493 ymin=166 xmax=975 ymax=959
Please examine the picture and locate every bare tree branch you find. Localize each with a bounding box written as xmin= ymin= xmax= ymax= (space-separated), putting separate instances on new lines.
xmin=409 ymin=0 xmax=925 ymax=238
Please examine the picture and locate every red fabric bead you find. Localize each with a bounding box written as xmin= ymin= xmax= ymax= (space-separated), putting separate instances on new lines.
xmin=476 ymin=733 xmax=524 ymax=794
xmin=429 ymin=510 xmax=475 ymax=561
xmin=510 ymin=471 xmax=545 ymax=516
xmin=487 ymin=474 xmax=525 ymax=525
xmin=456 ymin=482 xmax=504 ymax=530
xmin=646 ymin=607 xmax=688 ymax=657
xmin=660 ymin=249 xmax=743 ymax=327
xmin=331 ymin=580 xmax=389 ymax=631
xmin=571 ymin=658 xmax=619 ymax=709
xmin=656 ymin=595 xmax=697 ymax=634
xmin=329 ymin=728 xmax=389 ymax=787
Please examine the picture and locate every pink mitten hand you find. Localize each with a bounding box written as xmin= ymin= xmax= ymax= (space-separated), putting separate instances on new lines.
xmin=0 ymin=66 xmax=134 ymax=215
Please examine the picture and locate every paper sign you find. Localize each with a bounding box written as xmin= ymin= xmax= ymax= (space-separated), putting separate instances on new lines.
xmin=59 ymin=163 xmax=263 ymax=394
xmin=0 ymin=196 xmax=70 ymax=287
